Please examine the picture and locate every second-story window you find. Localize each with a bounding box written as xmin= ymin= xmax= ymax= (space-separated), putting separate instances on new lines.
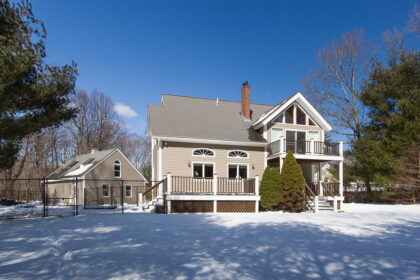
xmin=114 ymin=160 xmax=121 ymax=177
xmin=285 ymin=106 xmax=294 ymax=124
xmin=192 ymin=148 xmax=214 ymax=157
xmin=228 ymin=150 xmax=248 ymax=158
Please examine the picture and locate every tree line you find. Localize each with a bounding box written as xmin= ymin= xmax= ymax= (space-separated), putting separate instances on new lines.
xmin=0 ymin=1 xmax=150 ymax=183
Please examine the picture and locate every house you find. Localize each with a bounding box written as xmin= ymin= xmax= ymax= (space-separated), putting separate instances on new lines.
xmin=46 ymin=148 xmax=147 ymax=207
xmin=147 ymin=82 xmax=344 ymax=213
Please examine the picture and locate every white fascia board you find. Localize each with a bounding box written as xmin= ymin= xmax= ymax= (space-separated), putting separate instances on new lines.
xmin=268 ymin=153 xmax=343 ymax=162
xmin=155 ymin=136 xmax=268 ymax=147
xmin=253 ymin=92 xmax=332 ymax=132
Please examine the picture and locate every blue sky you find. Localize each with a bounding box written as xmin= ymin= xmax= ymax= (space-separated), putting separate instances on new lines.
xmin=31 ymin=0 xmax=417 ymax=136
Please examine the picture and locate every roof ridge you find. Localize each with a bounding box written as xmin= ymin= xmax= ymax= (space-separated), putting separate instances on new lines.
xmin=161 ymin=93 xmax=274 ymax=106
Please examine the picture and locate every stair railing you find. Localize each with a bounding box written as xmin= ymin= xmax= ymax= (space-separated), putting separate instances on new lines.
xmin=304 ymin=182 xmax=318 ymax=213
xmin=142 ymin=178 xmax=166 ymax=207
xmin=320 ymin=181 xmax=334 ymax=197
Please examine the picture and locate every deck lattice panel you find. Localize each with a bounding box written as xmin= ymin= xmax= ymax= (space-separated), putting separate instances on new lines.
xmin=217 ymin=201 xmax=255 ymax=213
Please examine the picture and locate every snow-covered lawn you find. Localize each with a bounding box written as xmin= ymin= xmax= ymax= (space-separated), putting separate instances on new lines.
xmin=0 ymin=204 xmax=419 ymax=280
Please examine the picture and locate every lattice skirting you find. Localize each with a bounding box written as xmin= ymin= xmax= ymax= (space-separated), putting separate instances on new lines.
xmin=217 ymin=201 xmax=255 ymax=213
xmin=171 ymin=200 xmax=213 ymax=213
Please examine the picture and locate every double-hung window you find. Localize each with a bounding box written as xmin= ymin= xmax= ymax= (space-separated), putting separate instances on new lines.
xmin=193 ymin=163 xmax=214 ymax=178
xmin=114 ymin=160 xmax=121 ymax=177
xmin=102 ymin=184 xmax=110 ymax=197
xmin=125 ymin=185 xmax=132 ymax=197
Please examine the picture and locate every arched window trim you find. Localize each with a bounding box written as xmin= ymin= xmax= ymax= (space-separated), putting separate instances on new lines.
xmin=192 ymin=148 xmax=215 ymax=157
xmin=114 ymin=160 xmax=121 ymax=178
xmin=227 ymin=150 xmax=249 ymax=159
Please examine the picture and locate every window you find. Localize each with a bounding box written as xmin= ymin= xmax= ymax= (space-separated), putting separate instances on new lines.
xmin=102 ymin=184 xmax=110 ymax=197
xmin=273 ymin=113 xmax=283 ymax=123
xmin=193 ymin=163 xmax=214 ymax=178
xmin=296 ymin=106 xmax=306 ymax=125
xmin=192 ymin=148 xmax=214 ymax=157
xmin=125 ymin=185 xmax=132 ymax=197
xmin=228 ymin=150 xmax=248 ymax=158
xmin=285 ymin=106 xmax=294 ymax=124
xmin=228 ymin=164 xmax=248 ymax=179
xmin=114 ymin=160 xmax=121 ymax=177
xmin=309 ymin=118 xmax=316 ymax=126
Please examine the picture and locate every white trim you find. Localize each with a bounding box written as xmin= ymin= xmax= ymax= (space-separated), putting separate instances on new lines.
xmin=227 ymin=150 xmax=249 ymax=159
xmin=253 ymin=92 xmax=332 ymax=131
xmin=263 ymin=124 xmax=267 ymax=169
xmin=158 ymin=139 xmax=162 ymax=181
xmin=156 ymin=136 xmax=267 ymax=147
xmin=114 ymin=160 xmax=121 ymax=178
xmin=192 ymin=148 xmax=216 ymax=157
xmin=227 ymin=163 xmax=249 ymax=179
xmin=151 ymin=138 xmax=155 ymax=182
xmin=166 ymin=194 xmax=260 ymax=201
xmin=125 ymin=184 xmax=132 ymax=198
xmin=267 ymin=153 xmax=344 ymax=162
xmin=191 ymin=161 xmax=216 ymax=178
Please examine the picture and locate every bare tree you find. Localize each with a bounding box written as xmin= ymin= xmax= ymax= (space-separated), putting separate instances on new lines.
xmin=409 ymin=4 xmax=420 ymax=36
xmin=68 ymin=90 xmax=124 ymax=155
xmin=302 ymin=30 xmax=373 ymax=140
xmin=118 ymin=134 xmax=151 ymax=180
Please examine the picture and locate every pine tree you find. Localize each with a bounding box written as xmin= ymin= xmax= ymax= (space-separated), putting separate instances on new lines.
xmin=259 ymin=166 xmax=282 ymax=211
xmin=279 ymin=151 xmax=307 ymax=212
xmin=0 ymin=0 xmax=78 ymax=170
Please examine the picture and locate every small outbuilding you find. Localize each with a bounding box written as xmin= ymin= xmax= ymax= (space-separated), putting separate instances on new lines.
xmin=46 ymin=148 xmax=147 ymax=207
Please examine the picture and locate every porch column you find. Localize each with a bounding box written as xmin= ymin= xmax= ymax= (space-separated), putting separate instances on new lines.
xmin=213 ymin=174 xmax=217 ymax=213
xmin=166 ymin=172 xmax=172 ymax=194
xmin=318 ymin=162 xmax=323 ymax=196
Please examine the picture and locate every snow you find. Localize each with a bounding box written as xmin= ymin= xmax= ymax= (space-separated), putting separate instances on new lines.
xmin=65 ymin=163 xmax=93 ymax=176
xmin=0 ymin=203 xmax=419 ymax=279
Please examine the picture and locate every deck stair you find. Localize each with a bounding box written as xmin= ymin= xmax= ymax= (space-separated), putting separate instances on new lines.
xmin=307 ymin=196 xmax=334 ymax=212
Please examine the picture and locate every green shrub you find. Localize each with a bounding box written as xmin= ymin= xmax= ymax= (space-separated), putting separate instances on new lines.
xmin=260 ymin=166 xmax=282 ymax=211
xmin=279 ymin=151 xmax=307 ymax=212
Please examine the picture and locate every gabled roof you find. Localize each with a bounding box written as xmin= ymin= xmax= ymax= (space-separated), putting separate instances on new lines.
xmin=252 ymin=92 xmax=332 ymax=131
xmin=147 ymin=94 xmax=274 ymax=143
xmin=47 ymin=148 xmax=117 ymax=180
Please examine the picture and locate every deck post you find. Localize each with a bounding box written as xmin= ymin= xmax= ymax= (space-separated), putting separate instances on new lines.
xmin=213 ymin=173 xmax=217 ymax=195
xmin=255 ymin=175 xmax=260 ymax=213
xmin=167 ymin=172 xmax=172 ymax=194
xmin=333 ymin=196 xmax=338 ymax=212
xmin=314 ymin=196 xmax=319 ymax=213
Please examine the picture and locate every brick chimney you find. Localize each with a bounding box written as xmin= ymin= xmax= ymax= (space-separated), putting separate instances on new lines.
xmin=241 ymin=81 xmax=251 ymax=120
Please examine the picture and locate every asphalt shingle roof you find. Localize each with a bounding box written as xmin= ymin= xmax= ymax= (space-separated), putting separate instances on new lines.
xmin=47 ymin=148 xmax=116 ymax=180
xmin=148 ymin=94 xmax=275 ymax=143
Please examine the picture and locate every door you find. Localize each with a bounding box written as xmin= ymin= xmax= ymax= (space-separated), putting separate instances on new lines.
xmin=308 ymin=131 xmax=320 ymax=153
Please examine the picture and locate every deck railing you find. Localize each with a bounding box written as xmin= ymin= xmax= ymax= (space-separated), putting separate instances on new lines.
xmin=268 ymin=139 xmax=341 ymax=156
xmin=171 ymin=176 xmax=213 ymax=193
xmin=322 ymin=182 xmax=340 ymax=196
xmin=170 ymin=176 xmax=257 ymax=194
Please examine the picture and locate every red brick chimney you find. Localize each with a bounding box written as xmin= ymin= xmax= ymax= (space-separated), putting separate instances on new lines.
xmin=241 ymin=81 xmax=251 ymax=120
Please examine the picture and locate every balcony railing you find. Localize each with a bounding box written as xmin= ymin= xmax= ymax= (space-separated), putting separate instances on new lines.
xmin=268 ymin=139 xmax=341 ymax=156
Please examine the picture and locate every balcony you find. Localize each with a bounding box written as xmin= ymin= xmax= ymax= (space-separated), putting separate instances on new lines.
xmin=268 ymin=139 xmax=341 ymax=156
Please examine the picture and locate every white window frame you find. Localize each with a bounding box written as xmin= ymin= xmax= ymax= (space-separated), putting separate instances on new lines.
xmin=102 ymin=184 xmax=110 ymax=197
xmin=227 ymin=150 xmax=249 ymax=159
xmin=192 ymin=148 xmax=215 ymax=157
xmin=114 ymin=160 xmax=121 ymax=178
xmin=191 ymin=161 xmax=215 ymax=179
xmin=125 ymin=184 xmax=132 ymax=198
xmin=227 ymin=163 xmax=249 ymax=179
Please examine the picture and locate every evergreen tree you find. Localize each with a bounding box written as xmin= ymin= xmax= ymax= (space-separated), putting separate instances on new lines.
xmin=0 ymin=0 xmax=78 ymax=170
xmin=279 ymin=151 xmax=307 ymax=212
xmin=259 ymin=166 xmax=282 ymax=211
xmin=350 ymin=51 xmax=420 ymax=192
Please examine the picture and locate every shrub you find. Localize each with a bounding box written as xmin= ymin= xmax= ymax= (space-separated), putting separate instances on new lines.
xmin=279 ymin=151 xmax=307 ymax=212
xmin=259 ymin=166 xmax=282 ymax=211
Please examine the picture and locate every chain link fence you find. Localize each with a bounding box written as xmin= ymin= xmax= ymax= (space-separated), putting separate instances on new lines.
xmin=0 ymin=178 xmax=148 ymax=219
